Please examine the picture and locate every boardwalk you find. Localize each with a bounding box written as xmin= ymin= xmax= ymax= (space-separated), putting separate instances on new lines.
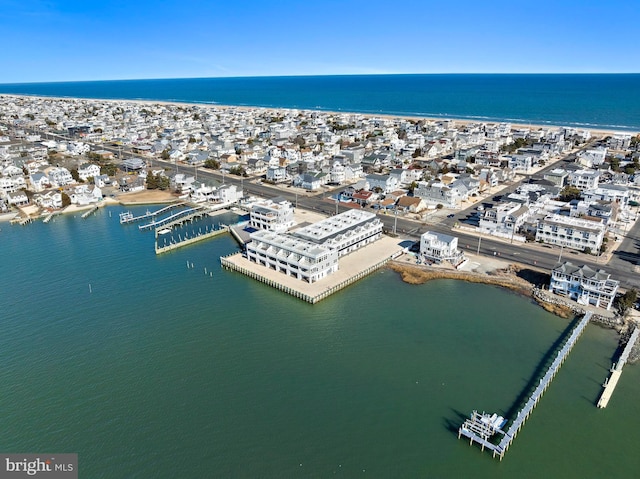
xmin=459 ymin=311 xmax=592 ymax=460
xmin=597 ymin=326 xmax=639 ymax=408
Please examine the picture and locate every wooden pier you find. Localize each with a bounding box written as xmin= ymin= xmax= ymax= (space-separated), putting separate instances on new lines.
xmin=139 ymin=206 xmax=205 ymax=230
xmin=120 ymin=202 xmax=184 ymax=224
xmin=597 ymin=326 xmax=639 ymax=409
xmin=81 ymin=205 xmax=98 ymax=219
xmin=459 ymin=311 xmax=592 ymax=460
xmin=155 ymin=225 xmax=229 ymax=255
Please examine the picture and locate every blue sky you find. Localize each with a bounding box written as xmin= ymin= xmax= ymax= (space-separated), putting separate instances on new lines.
xmin=1 ymin=0 xmax=638 ymax=83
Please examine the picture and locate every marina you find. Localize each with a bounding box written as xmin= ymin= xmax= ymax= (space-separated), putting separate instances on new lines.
xmin=459 ymin=311 xmax=593 ymax=460
xmin=138 ymin=206 xmax=206 ymax=231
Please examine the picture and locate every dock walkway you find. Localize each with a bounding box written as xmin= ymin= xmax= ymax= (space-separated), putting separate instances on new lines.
xmin=597 ymin=326 xmax=639 ymax=408
xmin=459 ymin=311 xmax=592 ymax=460
xmin=139 ymin=206 xmax=204 ymax=230
xmin=120 ymin=202 xmax=184 ymax=224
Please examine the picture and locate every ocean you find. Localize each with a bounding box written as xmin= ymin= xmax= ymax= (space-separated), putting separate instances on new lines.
xmin=0 ymin=74 xmax=639 ymax=131
xmin=1 ymin=207 xmax=640 ymax=478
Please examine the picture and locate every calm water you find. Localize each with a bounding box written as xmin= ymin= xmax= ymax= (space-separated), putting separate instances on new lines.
xmin=1 ymin=208 xmax=639 ymax=478
xmin=1 ymin=74 xmax=639 ymax=131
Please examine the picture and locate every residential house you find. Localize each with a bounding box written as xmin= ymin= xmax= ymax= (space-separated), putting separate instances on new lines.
xmin=549 ymin=261 xmax=618 ymax=310
xmin=543 ymin=169 xmax=568 ymax=188
xmin=479 ymin=202 xmax=529 ymax=238
xmin=29 ymin=172 xmax=50 ymax=192
xmin=366 ymin=174 xmax=398 ymax=193
xmin=414 ymin=181 xmax=462 ymax=209
xmin=567 ymin=169 xmax=600 ymax=191
xmin=420 ymin=231 xmax=465 ymax=266
xmin=78 ymin=163 xmax=101 ymax=181
xmin=6 ymin=190 xmax=29 ymax=206
xmin=47 ymin=167 xmax=74 ymax=187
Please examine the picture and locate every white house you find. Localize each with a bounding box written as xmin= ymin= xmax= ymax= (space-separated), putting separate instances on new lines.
xmin=420 ymin=231 xmax=465 ymax=266
xmin=47 ymin=167 xmax=74 ymax=187
xmin=78 ymin=163 xmax=101 ymax=181
xmin=549 ymin=261 xmax=618 ymax=310
xmin=567 ymin=169 xmax=600 ymax=191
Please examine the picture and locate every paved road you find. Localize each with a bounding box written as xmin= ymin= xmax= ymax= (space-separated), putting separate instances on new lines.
xmin=11 ymin=124 xmax=640 ymax=289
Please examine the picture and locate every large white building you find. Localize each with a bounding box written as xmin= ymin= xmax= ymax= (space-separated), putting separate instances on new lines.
xmin=292 ymin=210 xmax=383 ymax=256
xmin=245 ymin=209 xmax=383 ymax=283
xmin=420 ymin=231 xmax=465 ymax=266
xmin=549 ymin=261 xmax=619 ymax=310
xmin=249 ymin=199 xmax=296 ymax=233
xmin=535 ymin=214 xmax=605 ymax=252
xmin=246 ymin=230 xmax=338 ymax=283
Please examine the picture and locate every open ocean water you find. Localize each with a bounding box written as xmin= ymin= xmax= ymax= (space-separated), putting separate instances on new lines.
xmin=0 ymin=74 xmax=639 ymax=131
xmin=1 ymin=208 xmax=640 ymax=478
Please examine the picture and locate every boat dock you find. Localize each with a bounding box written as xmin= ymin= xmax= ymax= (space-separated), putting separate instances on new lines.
xmin=459 ymin=311 xmax=592 ymax=460
xmin=81 ymin=205 xmax=98 ymax=219
xmin=138 ymin=206 xmax=205 ymax=231
xmin=43 ymin=211 xmax=60 ymax=223
xmin=119 ymin=203 xmax=184 ymax=224
xmin=597 ymin=326 xmax=639 ymax=409
xmin=155 ymin=225 xmax=229 ymax=255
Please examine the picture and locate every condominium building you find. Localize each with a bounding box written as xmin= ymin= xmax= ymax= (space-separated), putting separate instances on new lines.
xmin=246 ymin=230 xmax=338 ymax=283
xmin=535 ymin=214 xmax=605 ymax=252
xmin=292 ymin=210 xmax=383 ymax=256
xmin=549 ymin=261 xmax=619 ymax=310
xmin=249 ymin=199 xmax=295 ymax=233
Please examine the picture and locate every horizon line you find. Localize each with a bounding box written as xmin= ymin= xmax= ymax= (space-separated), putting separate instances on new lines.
xmin=1 ymin=71 xmax=639 ymax=86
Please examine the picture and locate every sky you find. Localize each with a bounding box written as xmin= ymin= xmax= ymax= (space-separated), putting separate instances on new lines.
xmin=1 ymin=0 xmax=639 ymax=83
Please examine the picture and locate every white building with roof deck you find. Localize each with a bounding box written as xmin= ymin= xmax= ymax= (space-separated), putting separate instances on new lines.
xmin=535 ymin=214 xmax=605 ymax=252
xmin=292 ymin=209 xmax=383 ymax=256
xmin=549 ymin=261 xmax=619 ymax=310
xmin=567 ymin=169 xmax=600 ymax=191
xmin=420 ymin=231 xmax=465 ymax=266
xmin=246 ymin=230 xmax=338 ymax=283
xmin=249 ymin=199 xmax=295 ymax=233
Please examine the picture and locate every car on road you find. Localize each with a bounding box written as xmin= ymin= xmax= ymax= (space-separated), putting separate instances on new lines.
xmin=447 ymin=214 xmax=455 ymax=218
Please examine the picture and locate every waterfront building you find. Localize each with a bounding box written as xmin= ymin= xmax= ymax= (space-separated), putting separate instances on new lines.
xmin=292 ymin=209 xmax=383 ymax=257
xmin=549 ymin=261 xmax=619 ymax=310
xmin=535 ymin=214 xmax=605 ymax=252
xmin=249 ymin=198 xmax=296 ymax=233
xmin=245 ymin=230 xmax=338 ymax=283
xmin=420 ymin=231 xmax=465 ymax=266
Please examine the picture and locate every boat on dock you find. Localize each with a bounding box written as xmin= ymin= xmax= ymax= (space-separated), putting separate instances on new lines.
xmin=119 ymin=211 xmax=134 ymax=223
xmin=157 ymin=228 xmax=172 ymax=235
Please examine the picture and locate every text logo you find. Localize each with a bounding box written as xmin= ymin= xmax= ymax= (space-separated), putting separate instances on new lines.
xmin=0 ymin=454 xmax=77 ymax=479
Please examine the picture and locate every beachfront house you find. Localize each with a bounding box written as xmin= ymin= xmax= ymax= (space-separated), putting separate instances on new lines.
xmin=549 ymin=261 xmax=618 ymax=310
xmin=420 ymin=231 xmax=465 ymax=267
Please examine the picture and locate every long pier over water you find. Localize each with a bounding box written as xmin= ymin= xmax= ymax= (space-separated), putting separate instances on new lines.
xmin=459 ymin=311 xmax=592 ymax=460
xmin=597 ymin=326 xmax=639 ymax=408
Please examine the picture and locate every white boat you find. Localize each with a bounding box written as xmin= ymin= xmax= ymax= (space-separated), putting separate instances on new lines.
xmin=157 ymin=228 xmax=172 ymax=235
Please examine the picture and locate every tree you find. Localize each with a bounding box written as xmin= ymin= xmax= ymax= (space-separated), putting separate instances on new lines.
xmin=204 ymin=159 xmax=220 ymax=170
xmin=558 ymin=186 xmax=581 ymax=202
xmin=70 ymin=168 xmax=80 ymax=182
xmin=616 ymin=289 xmax=637 ymax=314
xmin=61 ymin=192 xmax=71 ymax=207
xmin=408 ymin=181 xmax=418 ymax=194
xmin=161 ymin=148 xmax=170 ymax=160
xmin=229 ymin=166 xmax=247 ymax=177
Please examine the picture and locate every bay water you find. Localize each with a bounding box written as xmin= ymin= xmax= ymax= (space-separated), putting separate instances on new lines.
xmin=1 ymin=207 xmax=639 ymax=477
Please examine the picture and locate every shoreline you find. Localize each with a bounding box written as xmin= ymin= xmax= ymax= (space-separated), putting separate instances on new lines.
xmin=2 ymin=93 xmax=638 ymax=137
xmin=387 ymin=260 xmax=627 ymax=330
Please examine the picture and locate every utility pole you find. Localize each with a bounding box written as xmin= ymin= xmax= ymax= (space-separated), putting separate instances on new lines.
xmin=558 ymin=244 xmax=564 ymax=263
xmin=476 ymin=235 xmax=482 ymax=256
